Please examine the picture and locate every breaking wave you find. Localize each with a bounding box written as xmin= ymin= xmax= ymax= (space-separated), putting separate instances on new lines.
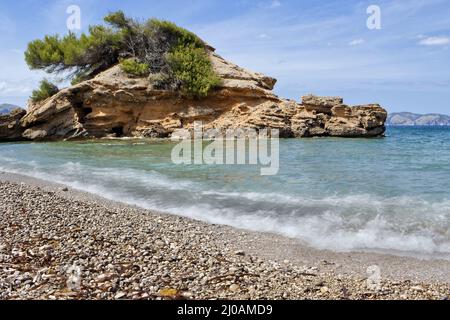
xmin=1 ymin=155 xmax=449 ymax=260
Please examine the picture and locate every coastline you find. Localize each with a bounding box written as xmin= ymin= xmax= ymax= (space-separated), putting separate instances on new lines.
xmin=0 ymin=171 xmax=449 ymax=300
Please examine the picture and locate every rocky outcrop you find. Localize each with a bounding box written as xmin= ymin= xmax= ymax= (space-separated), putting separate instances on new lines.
xmin=0 ymin=108 xmax=27 ymax=141
xmin=201 ymin=97 xmax=386 ymax=138
xmin=11 ymin=49 xmax=387 ymax=141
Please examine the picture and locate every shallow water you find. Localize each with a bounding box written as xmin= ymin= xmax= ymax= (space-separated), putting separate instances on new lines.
xmin=1 ymin=127 xmax=450 ymax=259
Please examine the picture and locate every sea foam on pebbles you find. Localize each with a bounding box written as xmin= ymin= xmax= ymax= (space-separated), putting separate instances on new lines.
xmin=0 ymin=181 xmax=449 ymax=300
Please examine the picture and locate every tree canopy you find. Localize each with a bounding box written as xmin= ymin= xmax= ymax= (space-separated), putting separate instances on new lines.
xmin=25 ymin=11 xmax=220 ymax=100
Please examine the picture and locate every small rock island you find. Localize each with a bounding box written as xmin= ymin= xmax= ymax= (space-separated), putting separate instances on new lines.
xmin=0 ymin=12 xmax=387 ymax=142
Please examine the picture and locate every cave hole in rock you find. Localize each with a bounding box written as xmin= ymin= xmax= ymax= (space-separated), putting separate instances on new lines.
xmin=112 ymin=126 xmax=124 ymax=137
xmin=74 ymin=101 xmax=93 ymax=124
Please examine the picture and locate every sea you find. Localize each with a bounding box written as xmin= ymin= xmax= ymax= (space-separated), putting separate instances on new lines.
xmin=1 ymin=126 xmax=449 ymax=260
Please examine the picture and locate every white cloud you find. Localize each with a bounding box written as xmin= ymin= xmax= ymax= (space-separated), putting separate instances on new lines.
xmin=258 ymin=33 xmax=271 ymax=39
xmin=0 ymin=80 xmax=34 ymax=96
xmin=419 ymin=36 xmax=450 ymax=46
xmin=270 ymin=0 xmax=281 ymax=8
xmin=349 ymin=38 xmax=365 ymax=46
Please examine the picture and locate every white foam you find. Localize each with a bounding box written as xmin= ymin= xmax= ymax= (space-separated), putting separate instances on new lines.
xmin=1 ymin=156 xmax=449 ymax=260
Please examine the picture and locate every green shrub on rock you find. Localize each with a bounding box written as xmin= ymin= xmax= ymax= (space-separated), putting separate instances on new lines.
xmin=24 ymin=11 xmax=220 ymax=99
xmin=120 ymin=59 xmax=150 ymax=77
xmin=149 ymin=19 xmax=204 ymax=49
xmin=168 ymin=44 xmax=221 ymax=99
xmin=30 ymin=79 xmax=59 ymax=102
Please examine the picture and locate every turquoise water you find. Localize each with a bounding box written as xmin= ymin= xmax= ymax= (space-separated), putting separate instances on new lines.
xmin=1 ymin=127 xmax=450 ymax=259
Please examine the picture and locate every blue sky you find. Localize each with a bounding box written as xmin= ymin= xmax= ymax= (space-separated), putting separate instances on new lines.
xmin=1 ymin=0 xmax=450 ymax=114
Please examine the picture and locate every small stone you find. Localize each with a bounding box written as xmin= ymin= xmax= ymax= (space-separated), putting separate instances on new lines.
xmin=181 ymin=291 xmax=193 ymax=298
xmin=159 ymin=288 xmax=178 ymax=297
xmin=96 ymin=273 xmax=114 ymax=282
xmin=229 ymin=284 xmax=240 ymax=292
xmin=234 ymin=250 xmax=245 ymax=256
xmin=411 ymin=286 xmax=424 ymax=292
xmin=62 ymin=187 xmax=69 ymax=192
xmin=155 ymin=240 xmax=165 ymax=247
xmin=114 ymin=292 xmax=126 ymax=299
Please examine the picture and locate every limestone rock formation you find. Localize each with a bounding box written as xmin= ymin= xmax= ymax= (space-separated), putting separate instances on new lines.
xmin=7 ymin=49 xmax=387 ymax=141
xmin=0 ymin=108 xmax=27 ymax=141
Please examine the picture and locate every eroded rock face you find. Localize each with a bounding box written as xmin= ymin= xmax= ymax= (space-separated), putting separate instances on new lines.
xmin=293 ymin=98 xmax=387 ymax=138
xmin=19 ymin=49 xmax=387 ymax=141
xmin=0 ymin=108 xmax=27 ymax=141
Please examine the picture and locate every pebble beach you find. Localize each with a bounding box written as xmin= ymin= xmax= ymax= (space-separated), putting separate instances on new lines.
xmin=0 ymin=173 xmax=449 ymax=300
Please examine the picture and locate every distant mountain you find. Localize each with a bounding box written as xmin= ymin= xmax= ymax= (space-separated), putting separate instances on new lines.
xmin=0 ymin=104 xmax=20 ymax=115
xmin=387 ymin=112 xmax=450 ymax=126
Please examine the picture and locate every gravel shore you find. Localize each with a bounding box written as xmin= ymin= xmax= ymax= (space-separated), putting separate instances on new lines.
xmin=0 ymin=175 xmax=449 ymax=300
